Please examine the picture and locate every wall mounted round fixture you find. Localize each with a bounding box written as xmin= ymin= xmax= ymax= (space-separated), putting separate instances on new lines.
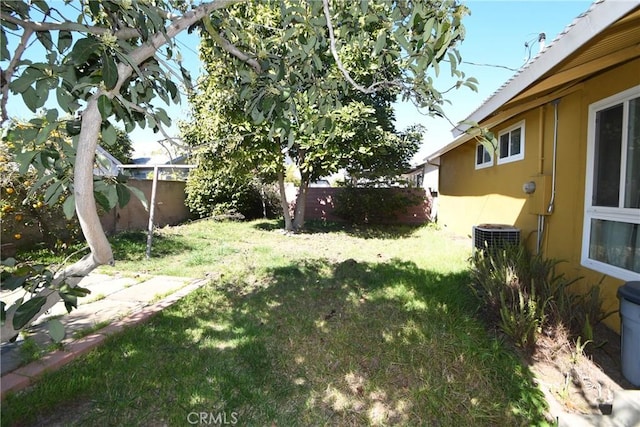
xmin=523 ymin=181 xmax=536 ymax=194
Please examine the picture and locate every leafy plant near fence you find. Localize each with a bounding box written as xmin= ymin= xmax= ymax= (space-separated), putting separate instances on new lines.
xmin=1 ymin=118 xmax=144 ymax=251
xmin=185 ymin=165 xmax=280 ymax=220
xmin=1 ymin=127 xmax=82 ymax=250
xmin=469 ymin=244 xmax=611 ymax=352
xmin=333 ymin=186 xmax=426 ymax=224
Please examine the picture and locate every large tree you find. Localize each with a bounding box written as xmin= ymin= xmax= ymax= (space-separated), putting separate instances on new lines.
xmin=0 ymin=0 xmax=243 ymax=341
xmin=345 ymin=124 xmax=425 ymax=185
xmin=184 ymin=0 xmax=475 ymax=230
xmin=1 ymin=0 xmax=476 ymax=340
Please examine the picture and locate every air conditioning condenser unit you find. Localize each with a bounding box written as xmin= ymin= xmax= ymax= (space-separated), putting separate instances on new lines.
xmin=472 ymin=224 xmax=520 ymax=252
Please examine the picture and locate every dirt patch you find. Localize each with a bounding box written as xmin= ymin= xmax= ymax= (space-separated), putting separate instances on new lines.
xmin=27 ymin=398 xmax=95 ymax=427
xmin=529 ymin=323 xmax=638 ymax=419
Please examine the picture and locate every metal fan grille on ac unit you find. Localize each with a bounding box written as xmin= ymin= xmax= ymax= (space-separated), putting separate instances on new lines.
xmin=472 ymin=224 xmax=520 ymax=252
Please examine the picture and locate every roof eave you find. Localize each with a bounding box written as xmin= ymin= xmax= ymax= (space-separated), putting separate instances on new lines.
xmin=452 ymin=0 xmax=639 ymax=138
xmin=427 ymin=133 xmax=470 ymax=162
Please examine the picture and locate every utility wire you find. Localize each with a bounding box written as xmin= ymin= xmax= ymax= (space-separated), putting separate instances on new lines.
xmin=456 ymin=60 xmax=519 ymax=72
xmin=522 ymin=33 xmax=546 ymax=66
xmin=457 ymin=32 xmax=547 ymax=72
xmin=174 ymin=36 xmax=200 ymax=58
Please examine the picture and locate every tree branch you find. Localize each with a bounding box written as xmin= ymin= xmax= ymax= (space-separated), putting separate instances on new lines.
xmin=322 ymin=0 xmax=373 ymax=94
xmin=110 ymin=0 xmax=241 ymax=95
xmin=322 ymin=0 xmax=402 ymax=95
xmin=155 ymin=129 xmax=188 ymax=165
xmin=1 ymin=0 xmax=246 ymax=341
xmin=0 ymin=11 xmax=140 ymax=39
xmin=212 ymin=31 xmax=261 ymax=73
xmin=155 ymin=122 xmax=184 ymax=150
xmin=1 ymin=27 xmax=33 ymax=123
xmin=203 ymin=18 xmax=261 ymax=73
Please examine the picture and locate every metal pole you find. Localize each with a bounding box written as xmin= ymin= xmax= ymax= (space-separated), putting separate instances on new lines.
xmin=145 ymin=165 xmax=159 ymax=259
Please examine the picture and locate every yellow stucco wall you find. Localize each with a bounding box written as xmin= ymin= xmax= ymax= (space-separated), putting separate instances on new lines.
xmin=439 ymin=59 xmax=640 ymax=331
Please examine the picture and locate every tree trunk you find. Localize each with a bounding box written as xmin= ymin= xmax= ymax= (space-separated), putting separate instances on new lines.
xmin=0 ymin=97 xmax=111 ymax=342
xmin=292 ymin=175 xmax=310 ymax=231
xmin=260 ymin=186 xmax=267 ymax=219
xmin=277 ymin=171 xmax=293 ymax=231
xmin=74 ymin=98 xmax=115 ymax=267
xmin=1 ymin=0 xmax=243 ymax=342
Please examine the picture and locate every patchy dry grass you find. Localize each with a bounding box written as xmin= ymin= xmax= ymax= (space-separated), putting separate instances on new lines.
xmin=2 ymin=220 xmax=548 ymax=426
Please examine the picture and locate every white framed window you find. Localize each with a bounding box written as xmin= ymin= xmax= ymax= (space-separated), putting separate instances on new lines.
xmin=582 ymin=85 xmax=640 ymax=281
xmin=475 ymin=142 xmax=493 ymax=169
xmin=497 ymin=121 xmax=525 ymax=164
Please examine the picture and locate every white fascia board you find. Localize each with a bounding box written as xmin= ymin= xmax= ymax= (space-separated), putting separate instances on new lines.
xmin=426 ymin=131 xmax=474 ymax=162
xmin=452 ymin=0 xmax=639 ymax=138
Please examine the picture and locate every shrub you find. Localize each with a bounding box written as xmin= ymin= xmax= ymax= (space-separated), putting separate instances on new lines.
xmin=469 ymin=244 xmax=609 ymax=351
xmin=499 ymin=282 xmax=548 ymax=351
xmin=185 ymin=166 xmax=280 ymax=220
xmin=333 ymin=185 xmax=426 ymax=224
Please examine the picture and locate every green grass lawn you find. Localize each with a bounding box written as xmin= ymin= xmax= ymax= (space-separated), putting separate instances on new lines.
xmin=3 ymin=220 xmax=548 ymax=426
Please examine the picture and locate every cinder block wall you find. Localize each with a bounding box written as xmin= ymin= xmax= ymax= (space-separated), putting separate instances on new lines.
xmin=100 ymin=179 xmax=192 ymax=234
xmin=304 ymin=187 xmax=432 ymax=225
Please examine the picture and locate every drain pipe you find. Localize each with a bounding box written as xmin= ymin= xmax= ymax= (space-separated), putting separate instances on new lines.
xmin=427 ymin=159 xmax=440 ymax=222
xmin=536 ymin=106 xmax=546 ymax=254
xmin=537 ymin=215 xmax=545 ymax=254
xmin=547 ymin=99 xmax=561 ymax=214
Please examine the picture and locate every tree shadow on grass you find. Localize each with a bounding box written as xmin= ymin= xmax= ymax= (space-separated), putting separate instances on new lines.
xmin=252 ymin=219 xmax=425 ymax=240
xmin=234 ymin=258 xmax=549 ymax=425
xmin=108 ymin=230 xmax=193 ymax=261
xmin=1 ymin=258 xmax=548 ymax=426
xmin=251 ymin=219 xmax=285 ymax=232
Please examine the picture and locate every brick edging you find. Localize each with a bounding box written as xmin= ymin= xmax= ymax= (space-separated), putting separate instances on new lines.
xmin=0 ymin=279 xmax=207 ymax=400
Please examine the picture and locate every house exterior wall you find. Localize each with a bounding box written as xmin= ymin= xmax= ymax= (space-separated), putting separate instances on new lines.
xmin=405 ymin=166 xmax=425 ymax=188
xmin=405 ymin=163 xmax=439 ymax=192
xmin=439 ymin=106 xmax=541 ymax=238
xmin=424 ymin=163 xmax=439 ymax=193
xmin=439 ymin=59 xmax=640 ymax=331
